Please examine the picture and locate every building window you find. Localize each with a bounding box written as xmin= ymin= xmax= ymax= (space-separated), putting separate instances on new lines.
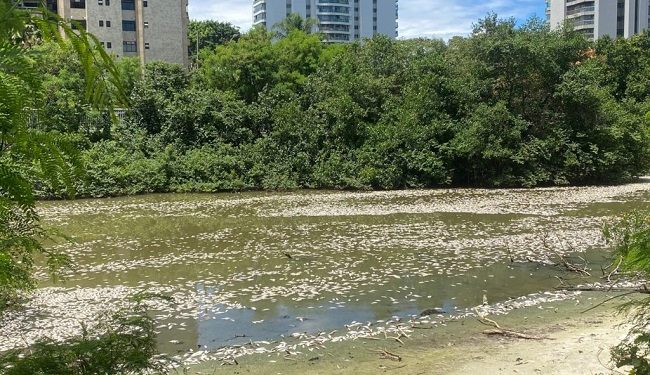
xmin=99 ymin=20 xmax=104 ymax=27
xmin=105 ymin=0 xmax=109 ymax=4
xmin=98 ymin=0 xmax=103 ymax=5
xmin=143 ymin=0 xmax=147 ymax=6
xmin=106 ymin=20 xmax=111 ymax=27
xmin=144 ymin=42 xmax=150 ymax=49
xmin=107 ymin=42 xmax=112 ymax=48
xmin=70 ymin=0 xmax=85 ymax=9
xmin=122 ymin=20 xmax=136 ymax=31
xmin=144 ymin=21 xmax=149 ymax=28
xmin=71 ymin=19 xmax=86 ymax=30
xmin=121 ymin=0 xmax=134 ymax=10
xmin=100 ymin=41 xmax=105 ymax=47
xmin=123 ymin=41 xmax=137 ymax=52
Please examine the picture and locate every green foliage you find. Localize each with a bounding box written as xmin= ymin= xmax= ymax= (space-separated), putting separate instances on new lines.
xmin=604 ymin=212 xmax=650 ymax=373
xmin=272 ymin=13 xmax=319 ymax=39
xmin=605 ymin=212 xmax=650 ymax=276
xmin=34 ymin=14 xmax=650 ymax=198
xmin=0 ymin=4 xmax=163 ymax=375
xmin=188 ymin=19 xmax=240 ymax=61
xmin=0 ymin=306 xmax=165 ymax=374
xmin=0 ymin=0 xmax=124 ymax=305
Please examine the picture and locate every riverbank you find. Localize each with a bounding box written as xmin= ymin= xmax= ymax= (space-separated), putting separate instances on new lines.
xmin=185 ymin=291 xmax=632 ymax=374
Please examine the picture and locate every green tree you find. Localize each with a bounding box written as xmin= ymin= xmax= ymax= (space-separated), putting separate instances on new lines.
xmin=1 ymin=3 xmax=165 ymax=373
xmin=188 ymin=19 xmax=240 ymax=61
xmin=197 ymin=28 xmax=325 ymax=103
xmin=0 ymin=1 xmax=127 ymax=306
xmin=272 ymin=13 xmax=319 ymax=38
xmin=27 ymin=14 xmax=650 ymax=196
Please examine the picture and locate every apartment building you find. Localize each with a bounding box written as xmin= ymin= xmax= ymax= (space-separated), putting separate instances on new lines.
xmin=547 ymin=0 xmax=650 ymax=40
xmin=252 ymin=0 xmax=398 ymax=42
xmin=17 ymin=0 xmax=189 ymax=66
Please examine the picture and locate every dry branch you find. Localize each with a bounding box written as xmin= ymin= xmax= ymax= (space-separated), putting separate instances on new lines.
xmin=475 ymin=314 xmax=546 ymax=340
xmin=370 ymin=348 xmax=402 ymax=362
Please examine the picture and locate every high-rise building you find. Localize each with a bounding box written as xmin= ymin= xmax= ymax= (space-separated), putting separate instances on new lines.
xmin=17 ymin=0 xmax=189 ymax=66
xmin=252 ymin=0 xmax=398 ymax=42
xmin=547 ymin=0 xmax=650 ymax=40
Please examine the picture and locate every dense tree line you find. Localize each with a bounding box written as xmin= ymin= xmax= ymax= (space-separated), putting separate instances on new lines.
xmin=34 ymin=15 xmax=650 ymax=197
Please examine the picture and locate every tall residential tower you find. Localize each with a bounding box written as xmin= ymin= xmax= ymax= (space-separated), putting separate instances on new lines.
xmin=252 ymin=0 xmax=398 ymax=42
xmin=547 ymin=0 xmax=650 ymax=40
xmin=17 ymin=0 xmax=189 ymax=66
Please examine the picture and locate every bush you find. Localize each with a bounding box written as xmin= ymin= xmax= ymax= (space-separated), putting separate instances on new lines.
xmin=0 ymin=308 xmax=165 ymax=374
xmin=604 ymin=211 xmax=650 ymax=373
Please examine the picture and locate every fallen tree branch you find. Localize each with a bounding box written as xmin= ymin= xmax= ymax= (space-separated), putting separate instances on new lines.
xmin=603 ymin=257 xmax=623 ymax=283
xmin=555 ymin=252 xmax=591 ymax=276
xmin=580 ymin=290 xmax=644 ymax=314
xmin=557 ymin=286 xmax=650 ymax=293
xmin=542 ymin=234 xmax=591 ymax=276
xmin=475 ymin=314 xmax=546 ymax=340
xmin=482 ymin=329 xmax=545 ymax=340
xmin=370 ymin=349 xmax=402 ymax=362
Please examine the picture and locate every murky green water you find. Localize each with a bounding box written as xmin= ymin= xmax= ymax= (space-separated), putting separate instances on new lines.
xmin=3 ymin=182 xmax=650 ymax=356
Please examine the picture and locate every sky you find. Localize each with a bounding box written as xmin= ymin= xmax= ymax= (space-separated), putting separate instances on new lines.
xmin=187 ymin=0 xmax=547 ymax=40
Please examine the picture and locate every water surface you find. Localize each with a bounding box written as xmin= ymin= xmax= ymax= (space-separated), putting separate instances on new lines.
xmin=3 ymin=182 xmax=650 ymax=354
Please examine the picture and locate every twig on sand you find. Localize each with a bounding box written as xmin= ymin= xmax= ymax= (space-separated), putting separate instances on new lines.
xmin=369 ymin=348 xmax=402 ymax=362
xmin=474 ymin=310 xmax=546 ymax=340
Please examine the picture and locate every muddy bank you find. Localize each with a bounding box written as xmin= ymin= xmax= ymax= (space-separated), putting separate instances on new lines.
xmin=185 ymin=291 xmax=633 ymax=374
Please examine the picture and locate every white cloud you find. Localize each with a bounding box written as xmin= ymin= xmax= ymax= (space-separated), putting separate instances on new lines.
xmin=188 ymin=0 xmax=252 ymax=30
xmin=188 ymin=0 xmax=546 ymax=39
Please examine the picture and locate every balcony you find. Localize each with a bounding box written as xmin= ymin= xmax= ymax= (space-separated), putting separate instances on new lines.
xmin=253 ymin=3 xmax=265 ymax=14
xmin=318 ymin=14 xmax=350 ymax=24
xmin=317 ymin=5 xmax=350 ymax=15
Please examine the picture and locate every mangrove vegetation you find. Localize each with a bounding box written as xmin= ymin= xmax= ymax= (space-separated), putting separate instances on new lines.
xmin=31 ymin=15 xmax=650 ymax=198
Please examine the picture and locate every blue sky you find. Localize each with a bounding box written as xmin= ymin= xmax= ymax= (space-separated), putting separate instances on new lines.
xmin=188 ymin=0 xmax=547 ymax=40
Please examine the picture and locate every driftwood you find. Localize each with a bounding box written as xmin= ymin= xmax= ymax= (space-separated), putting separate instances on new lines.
xmin=482 ymin=328 xmax=544 ymax=340
xmin=475 ymin=313 xmax=546 ymax=340
xmin=542 ymin=234 xmax=591 ymax=276
xmin=383 ymin=330 xmax=408 ymax=345
xmin=557 ymin=286 xmax=650 ymax=294
xmin=552 ymin=285 xmax=650 ymax=313
xmin=552 ymin=250 xmax=591 ymax=276
xmin=602 ymin=257 xmax=623 ymax=283
xmin=581 ymin=288 xmax=650 ymax=314
xmin=370 ymin=348 xmax=402 ymax=362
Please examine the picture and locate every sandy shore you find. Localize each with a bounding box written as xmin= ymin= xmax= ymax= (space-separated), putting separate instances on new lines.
xmin=186 ymin=292 xmax=635 ymax=374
